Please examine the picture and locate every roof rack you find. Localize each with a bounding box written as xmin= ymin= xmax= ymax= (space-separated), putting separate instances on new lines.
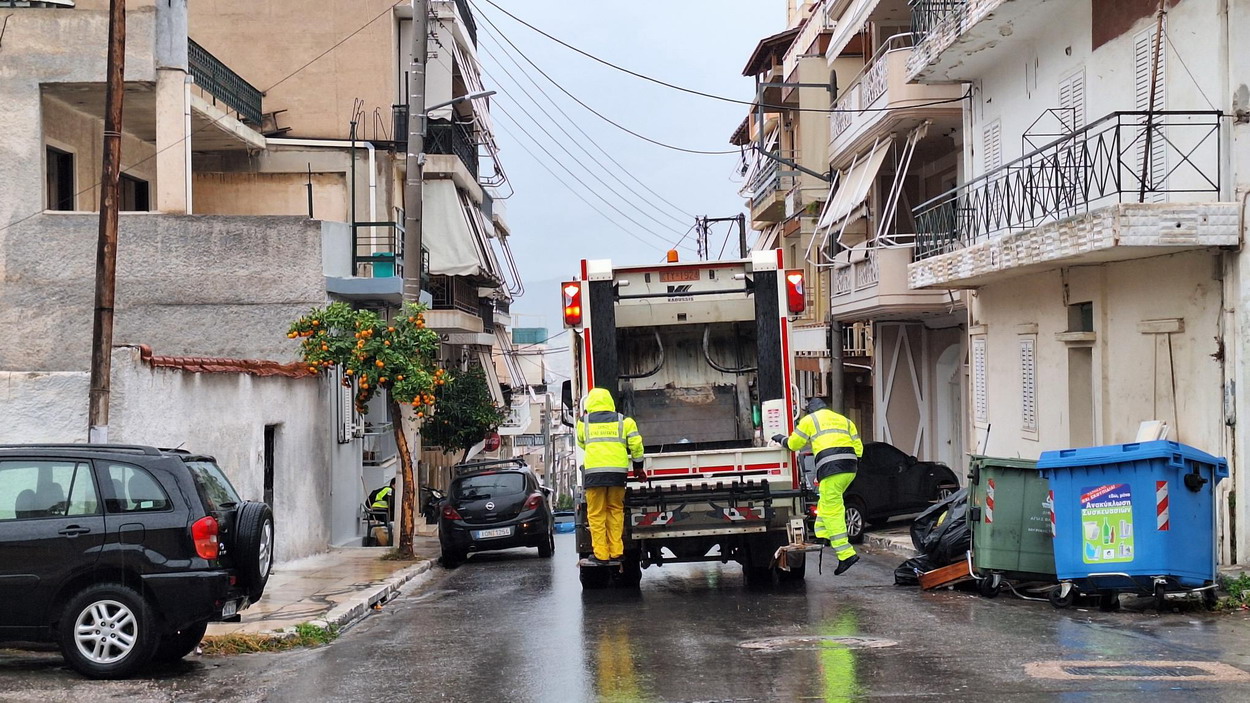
xmin=0 ymin=443 xmax=162 ymax=456
xmin=451 ymin=457 xmax=528 ymax=478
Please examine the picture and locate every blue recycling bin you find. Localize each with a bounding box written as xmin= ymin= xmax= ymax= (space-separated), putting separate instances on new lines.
xmin=1038 ymin=441 xmax=1228 ymax=598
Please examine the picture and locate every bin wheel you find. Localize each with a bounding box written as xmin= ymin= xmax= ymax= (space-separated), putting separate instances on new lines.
xmin=977 ymin=574 xmax=1002 ymax=599
xmin=1153 ymin=584 xmax=1170 ymax=613
xmin=1202 ymin=586 xmax=1219 ymax=611
xmin=1049 ymin=585 xmax=1077 ymax=609
xmin=1098 ymin=590 xmax=1121 ymax=612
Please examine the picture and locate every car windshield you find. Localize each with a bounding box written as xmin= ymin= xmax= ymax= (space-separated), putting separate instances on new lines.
xmin=184 ymin=460 xmax=243 ymax=512
xmin=453 ymin=472 xmax=525 ymax=501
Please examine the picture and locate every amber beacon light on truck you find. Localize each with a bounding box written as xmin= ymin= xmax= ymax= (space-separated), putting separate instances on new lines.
xmin=785 ymin=270 xmax=805 ymax=314
xmin=562 ymin=281 xmax=583 ymax=327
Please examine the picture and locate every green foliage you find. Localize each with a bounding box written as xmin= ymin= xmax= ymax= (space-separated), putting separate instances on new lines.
xmin=419 ymin=363 xmax=508 ymax=455
xmin=555 ymin=494 xmax=575 ymax=510
xmin=288 ymin=302 xmax=444 ymax=416
xmin=1218 ymin=572 xmax=1250 ymax=611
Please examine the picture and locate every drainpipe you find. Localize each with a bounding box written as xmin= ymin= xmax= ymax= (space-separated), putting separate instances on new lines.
xmin=266 ymin=138 xmax=378 ymax=224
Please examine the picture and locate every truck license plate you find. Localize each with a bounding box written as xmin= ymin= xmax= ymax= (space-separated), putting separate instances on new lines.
xmin=473 ymin=526 xmax=513 ymax=540
xmin=221 ymin=600 xmax=238 ymax=618
xmin=659 ymin=269 xmax=699 ymax=282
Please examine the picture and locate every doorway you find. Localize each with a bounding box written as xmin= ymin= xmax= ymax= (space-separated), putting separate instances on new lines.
xmin=263 ymin=425 xmax=277 ymax=507
xmin=934 ymin=343 xmax=965 ymax=472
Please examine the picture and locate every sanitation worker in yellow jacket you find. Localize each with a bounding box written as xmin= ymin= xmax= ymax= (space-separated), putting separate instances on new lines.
xmin=577 ymin=388 xmax=645 ymax=564
xmin=774 ymin=397 xmax=864 ymax=574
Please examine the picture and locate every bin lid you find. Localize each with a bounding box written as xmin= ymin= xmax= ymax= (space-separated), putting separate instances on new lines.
xmin=1037 ymin=440 xmax=1226 ymax=472
xmin=969 ymin=455 xmax=1039 ymax=470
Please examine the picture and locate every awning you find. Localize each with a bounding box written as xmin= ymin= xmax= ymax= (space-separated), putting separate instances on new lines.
xmin=494 ymin=330 xmax=526 ymax=388
xmin=477 ymin=350 xmax=508 ymax=409
xmin=425 ymin=179 xmax=481 ymax=277
xmin=817 ymin=139 xmax=892 ymax=233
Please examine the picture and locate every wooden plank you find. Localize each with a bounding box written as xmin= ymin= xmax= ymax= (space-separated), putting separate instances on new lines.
xmin=919 ymin=559 xmax=974 ymax=590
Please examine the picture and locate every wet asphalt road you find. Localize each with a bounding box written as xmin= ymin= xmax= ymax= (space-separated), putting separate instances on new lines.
xmin=4 ymin=533 xmax=1250 ymax=702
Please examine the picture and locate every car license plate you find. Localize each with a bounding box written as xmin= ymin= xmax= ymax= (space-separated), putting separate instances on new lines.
xmin=473 ymin=526 xmax=513 ymax=540
xmin=221 ymin=599 xmax=238 ymax=618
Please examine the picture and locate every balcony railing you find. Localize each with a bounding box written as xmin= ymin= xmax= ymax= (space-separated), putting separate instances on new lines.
xmin=831 ymin=34 xmax=915 ymax=140
xmin=362 ymin=423 xmax=397 ymax=467
xmin=913 ymin=111 xmax=1223 ymax=260
xmin=428 ymin=274 xmax=480 ymax=315
xmin=843 ymin=322 xmax=874 ymax=357
xmin=188 ymin=39 xmax=263 ymax=127
xmin=0 ymin=1 xmax=75 ymax=6
xmin=909 ymin=0 xmax=967 ymax=39
xmin=352 ymin=213 xmax=405 ymax=279
xmin=427 ymin=121 xmax=479 ymax=177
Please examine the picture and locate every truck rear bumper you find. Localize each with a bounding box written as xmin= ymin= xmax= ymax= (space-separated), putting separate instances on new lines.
xmin=630 ymin=525 xmax=769 ymax=540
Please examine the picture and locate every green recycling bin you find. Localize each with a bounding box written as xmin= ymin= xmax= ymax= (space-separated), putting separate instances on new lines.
xmin=968 ymin=455 xmax=1055 ymax=597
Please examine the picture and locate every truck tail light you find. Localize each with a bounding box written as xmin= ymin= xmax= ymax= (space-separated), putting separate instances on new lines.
xmin=523 ymin=493 xmax=543 ymax=511
xmin=442 ymin=504 xmax=463 ymax=521
xmin=785 ymin=270 xmax=806 ymax=314
xmin=562 ymin=281 xmax=583 ymax=327
xmin=191 ymin=516 xmax=220 ymax=560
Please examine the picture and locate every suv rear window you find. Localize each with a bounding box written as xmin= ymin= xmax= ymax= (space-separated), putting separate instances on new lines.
xmin=452 ymin=472 xmax=526 ymax=500
xmin=184 ymin=460 xmax=242 ymax=512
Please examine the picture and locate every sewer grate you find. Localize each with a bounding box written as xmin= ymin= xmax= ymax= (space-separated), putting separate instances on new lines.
xmin=739 ymin=636 xmax=898 ymax=652
xmin=1028 ymin=660 xmax=1250 ymax=682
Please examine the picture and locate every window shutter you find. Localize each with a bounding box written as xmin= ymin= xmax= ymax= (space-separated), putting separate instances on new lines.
xmin=337 ymin=369 xmax=355 ymax=444
xmin=1134 ymin=27 xmax=1167 ymax=201
xmin=972 ymin=336 xmax=988 ymax=425
xmin=983 ymin=120 xmax=1002 ymax=173
xmin=1058 ymin=70 xmax=1085 ymax=133
xmin=1019 ymin=337 xmax=1037 ymax=434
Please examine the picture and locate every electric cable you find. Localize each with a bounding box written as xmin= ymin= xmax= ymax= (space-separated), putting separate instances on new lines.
xmin=473 ymin=0 xmax=972 ymax=115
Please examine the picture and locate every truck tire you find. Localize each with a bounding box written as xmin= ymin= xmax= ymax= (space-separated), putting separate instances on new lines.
xmin=233 ymin=501 xmax=274 ymax=602
xmin=58 ymin=583 xmax=159 ymax=679
xmin=616 ymin=554 xmax=643 ymax=589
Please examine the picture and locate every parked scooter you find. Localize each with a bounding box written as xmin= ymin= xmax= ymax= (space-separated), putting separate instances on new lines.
xmin=420 ymin=487 xmax=445 ymax=525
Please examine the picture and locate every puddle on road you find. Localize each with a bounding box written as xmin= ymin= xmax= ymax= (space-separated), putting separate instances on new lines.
xmin=406 ymin=589 xmax=458 ymax=604
xmin=1027 ymin=660 xmax=1250 ymax=681
xmin=738 ymin=635 xmax=898 ymax=652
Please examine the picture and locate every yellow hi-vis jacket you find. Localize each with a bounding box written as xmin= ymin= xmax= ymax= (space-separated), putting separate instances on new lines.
xmin=576 ymin=388 xmax=644 ymax=487
xmin=786 ymin=408 xmax=863 ymax=480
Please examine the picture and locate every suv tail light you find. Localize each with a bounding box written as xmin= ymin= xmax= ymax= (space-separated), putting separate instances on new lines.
xmin=442 ymin=504 xmax=463 ymax=521
xmin=523 ymin=493 xmax=543 ymax=511
xmin=191 ymin=516 xmax=220 ymax=559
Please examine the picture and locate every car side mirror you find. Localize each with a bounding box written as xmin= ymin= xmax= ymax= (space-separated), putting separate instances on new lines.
xmin=560 ymin=380 xmax=575 ymax=428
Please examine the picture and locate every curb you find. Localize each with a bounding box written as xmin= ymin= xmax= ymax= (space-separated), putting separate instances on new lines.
xmin=864 ymin=532 xmax=916 ymax=561
xmin=302 ymin=558 xmax=436 ymax=634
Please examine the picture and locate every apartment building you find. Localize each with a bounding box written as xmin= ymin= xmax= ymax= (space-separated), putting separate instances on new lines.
xmin=904 ymin=0 xmax=1248 ymax=563
xmin=0 ymin=0 xmax=525 ymax=556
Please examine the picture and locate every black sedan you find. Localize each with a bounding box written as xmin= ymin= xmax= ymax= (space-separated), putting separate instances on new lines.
xmin=801 ymin=442 xmax=960 ymax=544
xmin=437 ymin=459 xmax=555 ymax=566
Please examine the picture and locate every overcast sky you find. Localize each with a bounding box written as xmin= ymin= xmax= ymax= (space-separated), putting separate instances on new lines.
xmin=477 ymin=0 xmax=786 ymax=334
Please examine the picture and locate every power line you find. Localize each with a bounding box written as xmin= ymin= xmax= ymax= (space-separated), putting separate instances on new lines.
xmin=476 ymin=36 xmax=697 ymax=221
xmin=474 ymin=0 xmax=971 ymax=115
xmin=479 ymin=44 xmax=691 ymax=228
xmin=0 ymin=0 xmax=408 ymax=237
xmin=470 ymin=4 xmax=739 ymax=155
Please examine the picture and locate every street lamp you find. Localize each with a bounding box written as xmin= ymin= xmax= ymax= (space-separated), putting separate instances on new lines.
xmin=420 ymin=90 xmax=496 ymax=136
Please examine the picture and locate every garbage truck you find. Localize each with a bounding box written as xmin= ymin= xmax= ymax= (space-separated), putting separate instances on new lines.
xmin=559 ymin=250 xmax=813 ymax=588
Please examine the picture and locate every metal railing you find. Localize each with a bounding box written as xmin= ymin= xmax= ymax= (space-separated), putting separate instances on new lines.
xmin=352 ymin=212 xmax=405 ymax=279
xmin=453 ymin=0 xmax=478 ymax=46
xmin=909 ymin=0 xmax=967 ymax=39
xmin=362 ymin=423 xmax=397 ymax=467
xmin=428 ymin=274 xmax=480 ymax=314
xmin=831 ymin=34 xmax=915 ymax=140
xmin=427 ymin=121 xmax=479 ymax=176
xmin=188 ymin=39 xmax=263 ymax=127
xmin=913 ymin=111 xmax=1223 ymax=260
xmin=843 ymin=322 xmax=874 ymax=357
xmin=0 ymin=1 xmax=75 ymax=6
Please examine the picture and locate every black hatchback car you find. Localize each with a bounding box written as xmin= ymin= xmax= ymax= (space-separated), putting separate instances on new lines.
xmin=437 ymin=459 xmax=554 ymax=566
xmin=801 ymin=441 xmax=960 ymax=544
xmin=0 ymin=444 xmax=273 ymax=679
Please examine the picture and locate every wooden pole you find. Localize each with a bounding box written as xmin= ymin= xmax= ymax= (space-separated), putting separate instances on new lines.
xmin=88 ymin=0 xmax=126 ymax=443
xmin=1138 ymin=0 xmax=1166 ymax=203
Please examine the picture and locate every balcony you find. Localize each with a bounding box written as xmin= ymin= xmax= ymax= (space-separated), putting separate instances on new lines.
xmin=324 ymin=214 xmax=421 ymax=305
xmin=426 ymin=274 xmax=487 ymax=336
xmin=747 ymin=156 xmax=796 ymax=225
xmin=843 ymin=321 xmax=875 ymax=358
xmin=426 ymin=121 xmax=479 ymax=178
xmin=906 ymin=0 xmax=1056 ymax=82
xmin=909 ymin=111 xmax=1237 ymax=288
xmin=831 ymin=242 xmax=955 ymax=321
xmin=188 ymin=39 xmax=263 ymax=128
xmin=829 ymin=34 xmax=964 ymax=165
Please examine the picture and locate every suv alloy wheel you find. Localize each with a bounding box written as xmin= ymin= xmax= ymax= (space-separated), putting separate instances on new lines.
xmin=58 ymin=584 xmax=159 ymax=679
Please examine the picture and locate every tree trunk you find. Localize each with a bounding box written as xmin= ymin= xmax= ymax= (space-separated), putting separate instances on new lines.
xmin=390 ymin=398 xmax=417 ymax=558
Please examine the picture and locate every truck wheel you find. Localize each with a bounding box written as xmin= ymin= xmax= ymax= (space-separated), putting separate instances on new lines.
xmin=579 ymin=566 xmax=611 ymax=590
xmin=58 ymin=584 xmax=159 ymax=679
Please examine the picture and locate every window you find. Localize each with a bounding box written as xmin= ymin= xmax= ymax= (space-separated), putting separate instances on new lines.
xmin=46 ymin=146 xmax=75 ymax=211
xmin=1067 ymin=302 xmax=1094 ymax=332
xmin=1020 ymin=336 xmax=1038 ymax=436
xmin=120 ymin=174 xmax=150 ymax=212
xmin=0 ymin=461 xmax=98 ymax=520
xmin=452 ymin=473 xmax=526 ymax=500
xmin=983 ymin=120 xmax=1002 ymax=173
xmin=184 ymin=460 xmax=242 ymax=512
xmin=1058 ymin=69 xmax=1085 ymax=133
xmin=1134 ymin=26 xmax=1167 ymax=201
xmin=972 ymin=336 xmax=988 ymax=425
xmin=105 ymin=464 xmax=171 ymax=513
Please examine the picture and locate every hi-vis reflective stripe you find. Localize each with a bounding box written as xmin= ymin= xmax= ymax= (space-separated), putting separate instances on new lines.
xmin=1156 ymin=480 xmax=1170 ymax=531
xmin=985 ymin=478 xmax=995 ymax=524
xmin=585 ymin=418 xmax=627 ymax=444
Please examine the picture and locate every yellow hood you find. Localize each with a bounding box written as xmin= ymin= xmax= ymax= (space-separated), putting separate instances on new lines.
xmin=585 ymin=387 xmax=616 ymax=413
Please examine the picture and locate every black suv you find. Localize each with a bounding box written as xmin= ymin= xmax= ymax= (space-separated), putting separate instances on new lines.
xmin=0 ymin=444 xmax=274 ymax=679
xmin=438 ymin=459 xmax=554 ymax=566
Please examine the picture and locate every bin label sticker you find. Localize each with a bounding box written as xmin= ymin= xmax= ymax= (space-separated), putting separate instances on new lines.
xmin=1080 ymin=484 xmax=1135 ymax=564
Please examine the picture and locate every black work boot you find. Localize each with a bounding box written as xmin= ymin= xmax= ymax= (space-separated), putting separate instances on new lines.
xmin=834 ymin=554 xmax=860 ymax=575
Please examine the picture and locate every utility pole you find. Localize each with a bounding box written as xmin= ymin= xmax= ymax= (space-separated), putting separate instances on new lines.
xmin=88 ymin=0 xmax=127 ymax=444
xmin=403 ymin=0 xmax=429 ymax=302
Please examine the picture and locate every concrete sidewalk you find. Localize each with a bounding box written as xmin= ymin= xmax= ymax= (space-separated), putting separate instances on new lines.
xmin=206 ymin=536 xmax=441 ymax=637
xmin=863 ymin=525 xmax=916 ymax=559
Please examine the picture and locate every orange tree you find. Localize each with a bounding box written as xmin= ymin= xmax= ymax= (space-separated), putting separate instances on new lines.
xmin=287 ymin=301 xmax=443 ymax=557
